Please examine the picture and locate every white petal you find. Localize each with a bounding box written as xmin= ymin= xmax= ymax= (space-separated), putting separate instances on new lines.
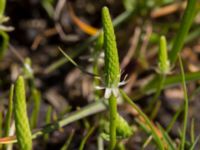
xmin=104 ymin=88 xmax=112 ymax=99
xmin=112 ymin=88 xmax=119 ymax=97
xmin=95 ymin=86 xmax=105 ymax=90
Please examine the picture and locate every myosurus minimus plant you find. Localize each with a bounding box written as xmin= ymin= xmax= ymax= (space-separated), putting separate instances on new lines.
xmin=0 ymin=0 xmax=200 ymax=150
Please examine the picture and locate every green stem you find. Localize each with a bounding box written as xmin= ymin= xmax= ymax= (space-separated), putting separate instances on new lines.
xmin=178 ymin=55 xmax=189 ymax=150
xmin=147 ymin=74 xmax=165 ymax=114
xmin=108 ymin=95 xmax=117 ymax=150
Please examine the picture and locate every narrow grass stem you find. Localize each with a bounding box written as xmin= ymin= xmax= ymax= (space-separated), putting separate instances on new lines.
xmin=178 ymin=55 xmax=189 ymax=150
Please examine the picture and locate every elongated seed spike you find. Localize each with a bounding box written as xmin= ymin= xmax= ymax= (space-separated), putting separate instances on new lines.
xmin=158 ymin=36 xmax=170 ymax=74
xmin=14 ymin=76 xmax=32 ymax=150
xmin=0 ymin=0 xmax=6 ymax=16
xmin=102 ymin=7 xmax=120 ymax=88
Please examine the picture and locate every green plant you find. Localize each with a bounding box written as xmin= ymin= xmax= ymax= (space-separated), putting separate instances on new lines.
xmin=13 ymin=76 xmax=32 ymax=150
xmin=102 ymin=6 xmax=120 ymax=150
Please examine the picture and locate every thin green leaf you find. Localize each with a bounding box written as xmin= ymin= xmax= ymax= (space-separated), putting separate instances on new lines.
xmin=178 ymin=55 xmax=189 ymax=150
xmin=79 ymin=127 xmax=95 ymax=150
xmin=169 ymin=0 xmax=198 ymax=64
xmin=4 ymin=84 xmax=14 ymax=137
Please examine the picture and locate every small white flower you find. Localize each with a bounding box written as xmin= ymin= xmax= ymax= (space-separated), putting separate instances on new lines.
xmin=95 ymin=73 xmax=128 ymax=99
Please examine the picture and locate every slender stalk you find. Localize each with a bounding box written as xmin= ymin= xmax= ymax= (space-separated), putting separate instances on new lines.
xmin=108 ymin=95 xmax=117 ymax=150
xmin=178 ymin=55 xmax=189 ymax=150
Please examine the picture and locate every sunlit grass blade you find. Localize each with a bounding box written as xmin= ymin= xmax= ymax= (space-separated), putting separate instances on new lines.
xmin=169 ymin=0 xmax=198 ymax=64
xmin=13 ymin=76 xmax=32 ymax=150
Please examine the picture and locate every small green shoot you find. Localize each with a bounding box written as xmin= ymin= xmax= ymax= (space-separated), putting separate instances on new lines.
xmin=148 ymin=36 xmax=170 ymax=113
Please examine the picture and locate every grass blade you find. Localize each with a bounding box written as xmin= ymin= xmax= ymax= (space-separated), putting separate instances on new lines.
xmin=79 ymin=127 xmax=95 ymax=150
xmin=178 ymin=55 xmax=189 ymax=150
xmin=4 ymin=84 xmax=14 ymax=137
xmin=169 ymin=0 xmax=198 ymax=64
